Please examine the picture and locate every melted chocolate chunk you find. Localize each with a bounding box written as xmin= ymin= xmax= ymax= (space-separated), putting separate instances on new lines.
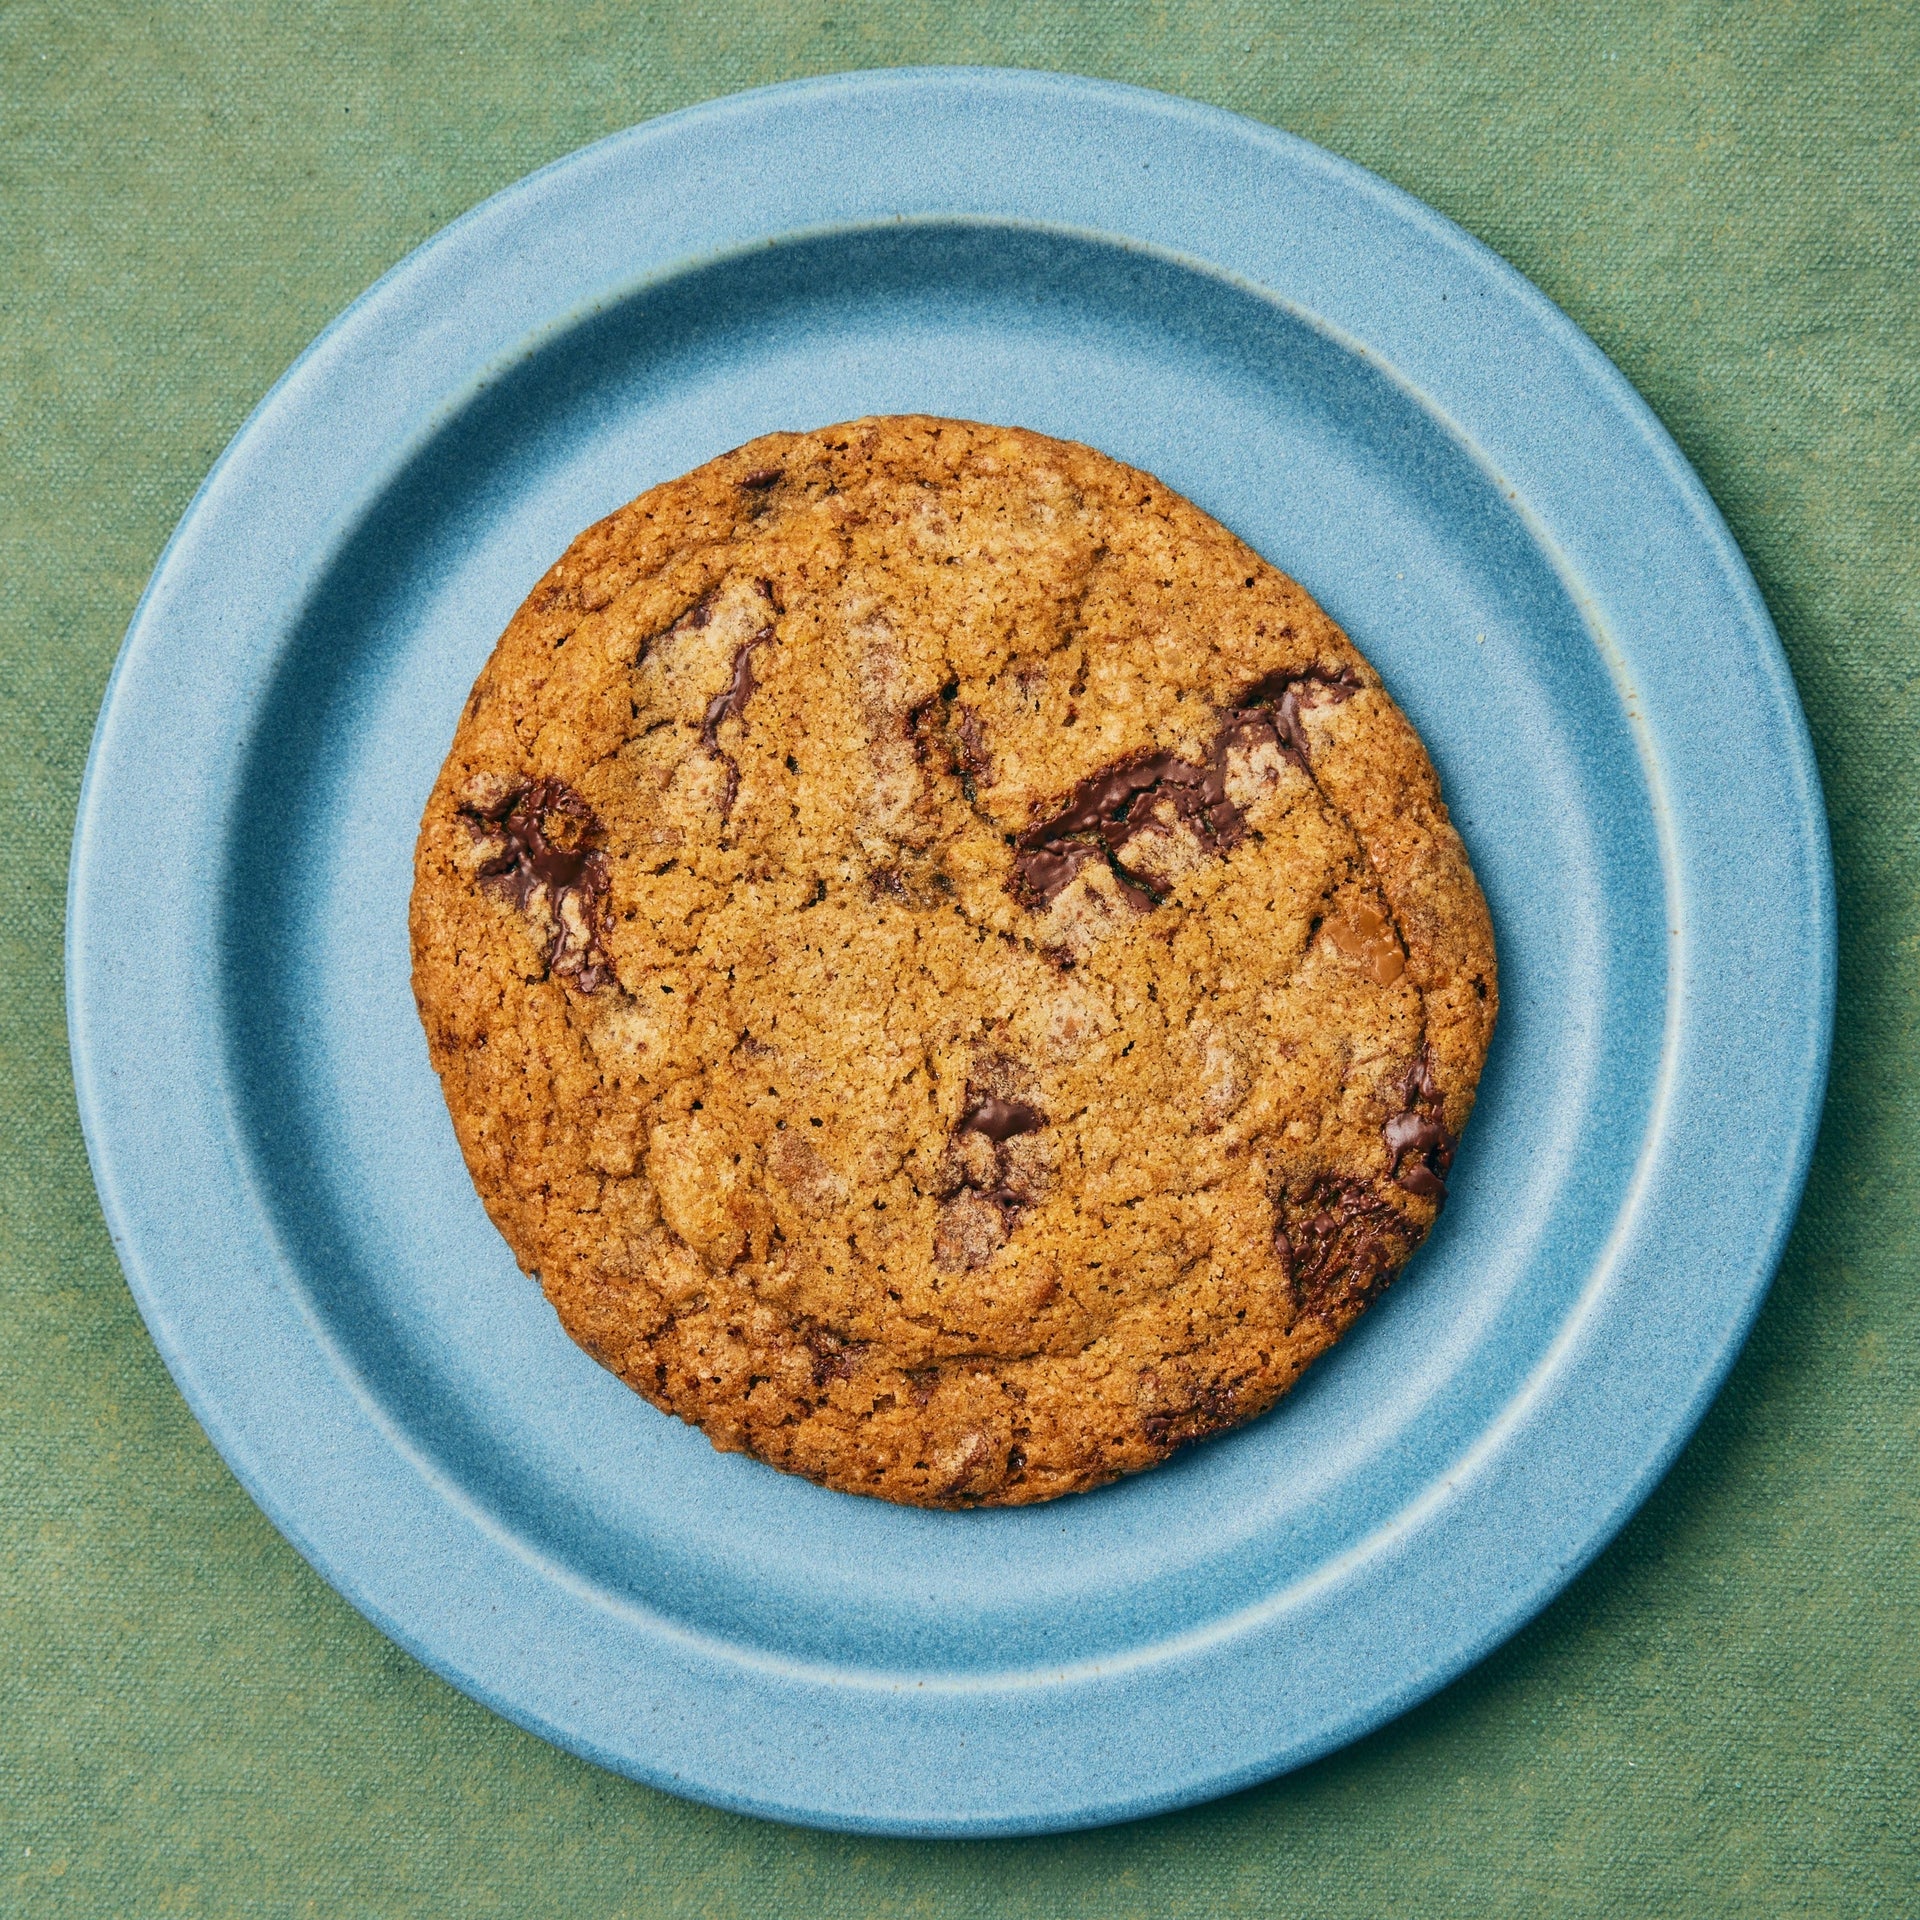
xmin=959 ymin=1095 xmax=1047 ymax=1143
xmin=700 ymin=620 xmax=778 ymax=817
xmin=933 ymin=1080 xmax=1051 ymax=1264
xmin=1010 ymin=668 xmax=1362 ymax=908
xmin=701 ymin=625 xmax=776 ymax=751
xmin=908 ymin=695 xmax=995 ymax=795
xmin=1020 ymin=750 xmax=1233 ymax=856
xmin=1141 ymin=1380 xmax=1243 ymax=1451
xmin=462 ymin=778 xmax=615 ymax=992
xmin=801 ymin=1321 xmax=865 ymax=1387
xmin=1238 ymin=665 xmax=1360 ymax=765
xmin=1278 ymin=1176 xmax=1414 ymax=1325
xmin=953 ymin=706 xmax=992 ymax=782
xmin=738 ymin=466 xmax=782 ymax=490
xmin=1383 ymin=1112 xmax=1451 ymax=1196
xmin=1012 ymin=841 xmax=1100 ymax=905
xmin=1383 ymin=1046 xmax=1454 ymax=1200
xmin=1011 ymin=749 xmax=1230 ymax=907
xmin=1399 ymin=1049 xmax=1441 ymax=1107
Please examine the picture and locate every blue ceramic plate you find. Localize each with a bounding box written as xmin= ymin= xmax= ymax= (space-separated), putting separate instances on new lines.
xmin=68 ymin=70 xmax=1833 ymax=1835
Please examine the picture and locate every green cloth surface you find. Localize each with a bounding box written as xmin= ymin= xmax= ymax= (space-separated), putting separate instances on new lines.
xmin=3 ymin=3 xmax=1916 ymax=1912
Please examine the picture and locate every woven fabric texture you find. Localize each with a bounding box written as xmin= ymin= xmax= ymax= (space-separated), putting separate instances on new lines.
xmin=3 ymin=4 xmax=1915 ymax=1914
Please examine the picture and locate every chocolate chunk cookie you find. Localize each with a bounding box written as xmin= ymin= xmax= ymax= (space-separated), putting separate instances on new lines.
xmin=410 ymin=417 xmax=1497 ymax=1506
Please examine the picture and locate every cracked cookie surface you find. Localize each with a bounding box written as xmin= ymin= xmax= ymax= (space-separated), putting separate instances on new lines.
xmin=410 ymin=416 xmax=1498 ymax=1506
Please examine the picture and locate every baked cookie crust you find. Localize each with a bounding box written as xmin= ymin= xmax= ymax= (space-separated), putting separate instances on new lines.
xmin=410 ymin=416 xmax=1497 ymax=1506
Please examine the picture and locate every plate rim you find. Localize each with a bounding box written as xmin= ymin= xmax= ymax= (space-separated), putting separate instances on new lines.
xmin=66 ymin=66 xmax=1836 ymax=1834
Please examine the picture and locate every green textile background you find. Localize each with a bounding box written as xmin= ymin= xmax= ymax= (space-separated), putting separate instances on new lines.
xmin=3 ymin=3 xmax=1915 ymax=1913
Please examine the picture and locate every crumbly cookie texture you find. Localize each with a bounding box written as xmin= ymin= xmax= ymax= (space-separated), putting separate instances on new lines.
xmin=410 ymin=416 xmax=1497 ymax=1507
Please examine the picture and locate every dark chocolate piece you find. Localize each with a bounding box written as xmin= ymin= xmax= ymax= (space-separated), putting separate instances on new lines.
xmin=1010 ymin=668 xmax=1362 ymax=908
xmin=1238 ymin=665 xmax=1360 ymax=766
xmin=1011 ymin=841 xmax=1100 ymax=906
xmin=1017 ymin=749 xmax=1232 ymax=859
xmin=1382 ymin=1046 xmax=1455 ymax=1200
xmin=1140 ymin=1379 xmax=1243 ymax=1451
xmin=1278 ymin=1175 xmax=1414 ymax=1325
xmin=701 ymin=625 xmax=777 ymax=752
xmin=907 ymin=695 xmax=995 ymax=794
xmin=933 ymin=1082 xmax=1051 ymax=1264
xmin=1383 ymin=1112 xmax=1450 ymax=1195
xmin=1399 ymin=1049 xmax=1441 ymax=1107
xmin=801 ymin=1321 xmax=865 ymax=1387
xmin=739 ymin=466 xmax=782 ymax=490
xmin=700 ymin=619 xmax=778 ymax=817
xmin=462 ymin=778 xmax=615 ymax=992
xmin=953 ymin=706 xmax=992 ymax=782
xmin=1010 ymin=748 xmax=1229 ymax=908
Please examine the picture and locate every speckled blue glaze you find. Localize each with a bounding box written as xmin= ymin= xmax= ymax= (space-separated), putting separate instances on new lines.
xmin=67 ymin=70 xmax=1833 ymax=1835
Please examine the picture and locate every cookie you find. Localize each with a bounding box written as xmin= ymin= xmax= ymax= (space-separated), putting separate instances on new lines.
xmin=410 ymin=416 xmax=1497 ymax=1507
